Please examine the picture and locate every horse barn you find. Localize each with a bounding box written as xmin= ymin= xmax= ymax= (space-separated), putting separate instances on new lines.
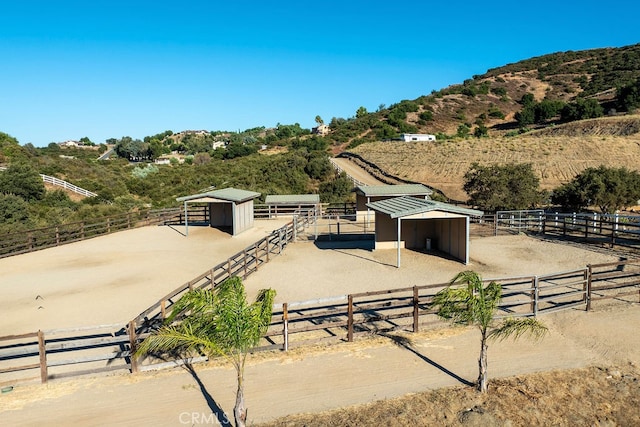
xmin=366 ymin=196 xmax=483 ymax=267
xmin=264 ymin=194 xmax=321 ymax=218
xmin=176 ymin=187 xmax=261 ymax=236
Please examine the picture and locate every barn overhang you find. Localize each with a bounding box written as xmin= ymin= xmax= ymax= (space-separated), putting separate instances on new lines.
xmin=366 ymin=196 xmax=483 ymax=267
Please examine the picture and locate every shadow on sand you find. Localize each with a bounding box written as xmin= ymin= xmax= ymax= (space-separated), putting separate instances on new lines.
xmin=183 ymin=363 xmax=232 ymax=426
xmin=381 ymin=332 xmax=474 ymax=387
xmin=313 ymin=239 xmax=398 ymax=268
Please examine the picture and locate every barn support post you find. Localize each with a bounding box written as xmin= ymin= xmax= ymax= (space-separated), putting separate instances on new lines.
xmin=282 ymin=303 xmax=289 ymax=352
xmin=396 ymin=218 xmax=401 ymax=268
xmin=37 ymin=330 xmax=48 ymax=384
xmin=347 ymin=295 xmax=354 ymax=342
xmin=412 ymin=286 xmax=419 ymax=333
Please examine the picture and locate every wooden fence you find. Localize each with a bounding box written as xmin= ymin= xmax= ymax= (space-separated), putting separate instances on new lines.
xmin=2 ymin=256 xmax=638 ymax=386
xmin=484 ymin=211 xmax=640 ymax=250
xmin=0 ymin=208 xmax=182 ymax=259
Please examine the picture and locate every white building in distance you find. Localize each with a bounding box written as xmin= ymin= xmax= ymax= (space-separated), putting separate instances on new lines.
xmin=400 ymin=134 xmax=436 ymax=142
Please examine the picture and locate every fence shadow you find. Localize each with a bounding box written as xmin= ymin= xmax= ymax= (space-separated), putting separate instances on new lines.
xmin=314 ymin=240 xmax=397 ymax=268
xmin=381 ymin=332 xmax=474 ymax=387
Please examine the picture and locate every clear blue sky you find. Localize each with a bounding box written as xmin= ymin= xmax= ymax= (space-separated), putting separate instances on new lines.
xmin=1 ymin=1 xmax=639 ymax=147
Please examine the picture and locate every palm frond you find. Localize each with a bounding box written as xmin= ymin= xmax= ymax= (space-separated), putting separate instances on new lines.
xmin=488 ymin=317 xmax=548 ymax=342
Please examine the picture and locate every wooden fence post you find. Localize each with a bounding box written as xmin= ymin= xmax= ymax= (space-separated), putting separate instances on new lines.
xmin=533 ymin=276 xmax=539 ymax=316
xmin=529 ymin=277 xmax=536 ymax=315
xmin=586 ymin=265 xmax=593 ymax=311
xmin=128 ymin=321 xmax=139 ymax=374
xmin=255 ymin=245 xmax=259 ymax=271
xmin=55 ymin=227 xmax=60 ymax=246
xmin=347 ymin=295 xmax=354 ymax=342
xmin=243 ymin=249 xmax=248 ymax=278
xmin=282 ymin=303 xmax=289 ymax=352
xmin=37 ymin=330 xmax=48 ymax=384
xmin=107 ymin=218 xmax=111 ymax=233
xmin=160 ymin=300 xmax=166 ymax=319
xmin=412 ymin=286 xmax=419 ymax=333
xmin=265 ymin=236 xmax=270 ymax=262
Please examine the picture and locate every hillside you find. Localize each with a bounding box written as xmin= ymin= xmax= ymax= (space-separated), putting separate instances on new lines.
xmin=348 ymin=115 xmax=640 ymax=202
xmin=327 ymin=43 xmax=640 ymax=149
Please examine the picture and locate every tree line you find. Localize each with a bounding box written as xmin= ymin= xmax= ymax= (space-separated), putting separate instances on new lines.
xmin=463 ymin=163 xmax=640 ymax=213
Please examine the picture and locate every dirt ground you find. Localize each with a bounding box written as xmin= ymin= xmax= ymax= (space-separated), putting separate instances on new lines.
xmin=0 ymin=223 xmax=639 ymax=425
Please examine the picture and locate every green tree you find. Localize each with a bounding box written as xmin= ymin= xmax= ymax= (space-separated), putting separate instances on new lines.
xmin=457 ymin=124 xmax=471 ymax=138
xmin=0 ymin=193 xmax=32 ymax=231
xmin=515 ymin=104 xmax=535 ymax=127
xmin=561 ymin=98 xmax=604 ymax=121
xmin=0 ymin=162 xmax=45 ymax=201
xmin=431 ymin=271 xmax=548 ymax=392
xmin=315 ymin=115 xmax=324 ymax=126
xmin=551 ymin=166 xmax=640 ymax=213
xmin=463 ymin=163 xmax=543 ymax=211
xmin=136 ymin=277 xmax=276 ymax=427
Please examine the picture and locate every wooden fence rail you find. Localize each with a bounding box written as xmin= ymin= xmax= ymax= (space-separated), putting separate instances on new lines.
xmin=0 ymin=208 xmax=183 ymax=259
xmin=2 ymin=257 xmax=638 ymax=386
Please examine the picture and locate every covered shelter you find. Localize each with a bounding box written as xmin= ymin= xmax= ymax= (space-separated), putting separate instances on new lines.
xmin=264 ymin=194 xmax=321 ymax=218
xmin=176 ymin=188 xmax=261 ymax=236
xmin=366 ymin=196 xmax=483 ymax=267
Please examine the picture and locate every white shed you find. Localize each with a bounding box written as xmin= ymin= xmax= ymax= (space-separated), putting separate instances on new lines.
xmin=400 ymin=134 xmax=436 ymax=142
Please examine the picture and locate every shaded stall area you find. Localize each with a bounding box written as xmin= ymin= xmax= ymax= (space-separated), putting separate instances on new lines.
xmin=176 ymin=187 xmax=260 ymax=236
xmin=367 ymin=196 xmax=483 ymax=266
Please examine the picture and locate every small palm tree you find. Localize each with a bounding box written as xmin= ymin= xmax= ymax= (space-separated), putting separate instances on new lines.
xmin=136 ymin=276 xmax=276 ymax=427
xmin=431 ymin=270 xmax=547 ymax=393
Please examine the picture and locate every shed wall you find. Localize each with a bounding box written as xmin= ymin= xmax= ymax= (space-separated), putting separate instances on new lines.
xmin=233 ymin=200 xmax=255 ymax=235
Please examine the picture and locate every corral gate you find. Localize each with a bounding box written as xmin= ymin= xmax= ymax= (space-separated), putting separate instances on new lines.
xmin=495 ymin=209 xmax=544 ymax=235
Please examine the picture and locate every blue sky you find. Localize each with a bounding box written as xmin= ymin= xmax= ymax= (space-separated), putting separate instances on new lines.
xmin=1 ymin=1 xmax=639 ymax=147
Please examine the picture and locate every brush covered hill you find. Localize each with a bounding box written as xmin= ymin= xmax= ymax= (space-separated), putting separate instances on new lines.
xmin=330 ymin=43 xmax=640 ymax=202
xmin=328 ymin=43 xmax=640 ymax=150
xmin=347 ymin=115 xmax=640 ymax=202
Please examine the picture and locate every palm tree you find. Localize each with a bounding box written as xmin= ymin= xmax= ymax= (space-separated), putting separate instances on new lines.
xmin=135 ymin=277 xmax=276 ymax=427
xmin=431 ymin=270 xmax=548 ymax=393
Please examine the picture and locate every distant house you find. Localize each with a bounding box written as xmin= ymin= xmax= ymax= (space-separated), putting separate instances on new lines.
xmin=312 ymin=124 xmax=331 ymax=136
xmin=212 ymin=141 xmax=226 ymax=150
xmin=59 ymin=140 xmax=80 ymax=147
xmin=400 ymin=134 xmax=436 ymax=142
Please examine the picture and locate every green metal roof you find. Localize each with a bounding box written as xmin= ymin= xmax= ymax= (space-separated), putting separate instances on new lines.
xmin=264 ymin=194 xmax=320 ymax=205
xmin=366 ymin=196 xmax=483 ymax=219
xmin=356 ymin=184 xmax=433 ymax=197
xmin=176 ymin=187 xmax=261 ymax=203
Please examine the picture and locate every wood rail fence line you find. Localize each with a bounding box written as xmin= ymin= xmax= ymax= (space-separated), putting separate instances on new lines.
xmin=0 ymin=166 xmax=97 ymax=198
xmin=0 ymin=208 xmax=183 ymax=259
xmin=2 ymin=257 xmax=638 ymax=386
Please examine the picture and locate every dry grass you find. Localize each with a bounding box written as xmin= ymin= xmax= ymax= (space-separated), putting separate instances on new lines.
xmin=257 ymin=365 xmax=640 ymax=426
xmin=349 ymin=116 xmax=640 ymax=201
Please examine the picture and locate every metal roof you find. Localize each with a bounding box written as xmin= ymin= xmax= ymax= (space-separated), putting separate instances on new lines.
xmin=264 ymin=194 xmax=320 ymax=205
xmin=176 ymin=187 xmax=261 ymax=203
xmin=356 ymin=184 xmax=433 ymax=197
xmin=366 ymin=196 xmax=483 ymax=219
